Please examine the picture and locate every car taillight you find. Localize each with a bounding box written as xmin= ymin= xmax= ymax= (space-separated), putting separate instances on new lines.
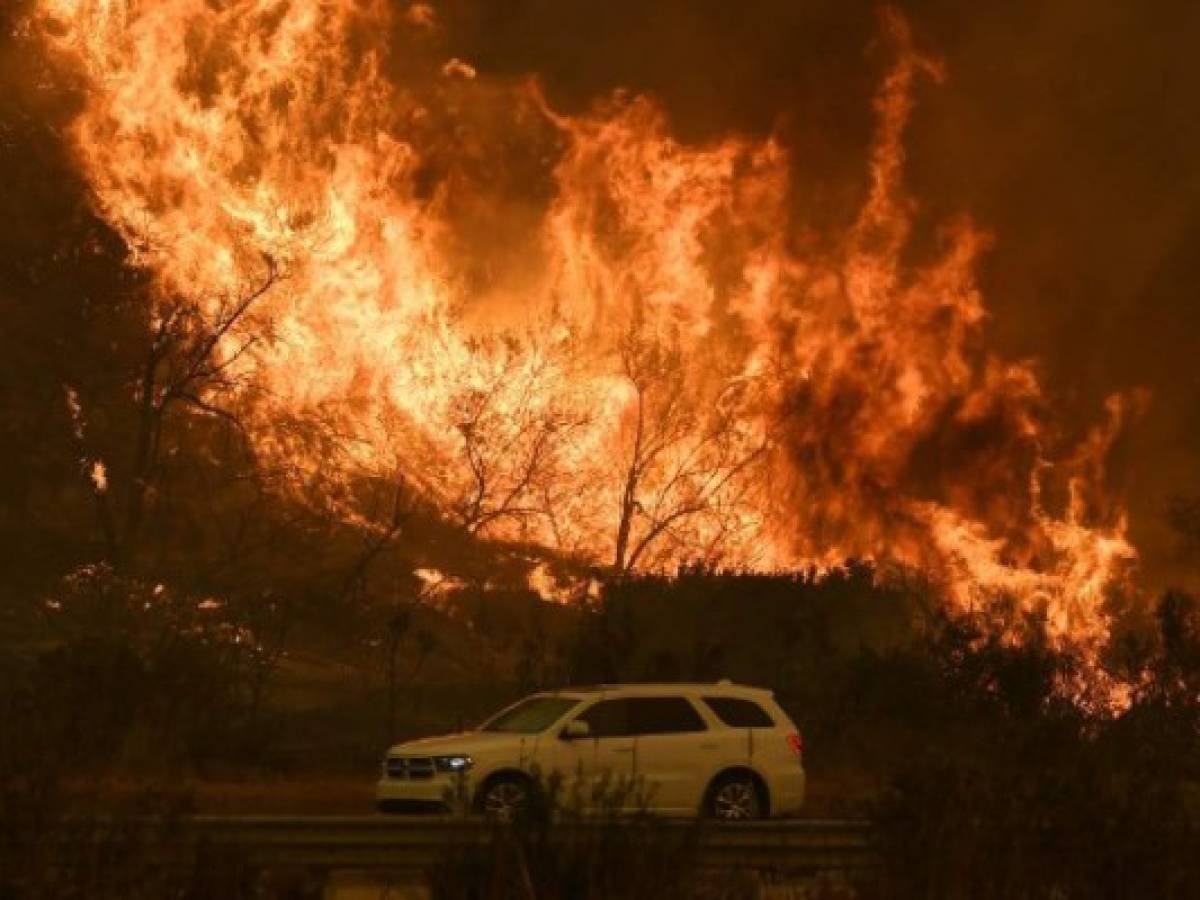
xmin=786 ymin=732 xmax=803 ymax=760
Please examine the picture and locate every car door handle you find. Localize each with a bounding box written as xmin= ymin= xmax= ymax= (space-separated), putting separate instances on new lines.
xmin=699 ymin=743 xmax=718 ymax=750
xmin=610 ymin=747 xmax=634 ymax=753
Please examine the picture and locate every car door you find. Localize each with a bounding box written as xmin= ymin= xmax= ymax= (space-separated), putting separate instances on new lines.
xmin=626 ymin=696 xmax=713 ymax=814
xmin=531 ymin=726 xmax=591 ymax=804
xmin=524 ymin=698 xmax=591 ymax=799
xmin=562 ymin=697 xmax=637 ymax=810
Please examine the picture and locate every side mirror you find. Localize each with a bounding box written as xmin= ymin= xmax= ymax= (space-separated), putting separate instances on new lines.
xmin=560 ymin=719 xmax=590 ymax=741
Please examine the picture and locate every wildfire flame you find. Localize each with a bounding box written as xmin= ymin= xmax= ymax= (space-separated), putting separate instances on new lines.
xmin=35 ymin=2 xmax=1137 ymax=671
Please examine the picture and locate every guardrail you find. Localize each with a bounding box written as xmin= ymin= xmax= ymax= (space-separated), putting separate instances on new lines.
xmin=176 ymin=816 xmax=879 ymax=873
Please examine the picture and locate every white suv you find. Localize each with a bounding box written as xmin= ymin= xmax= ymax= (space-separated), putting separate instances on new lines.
xmin=376 ymin=682 xmax=805 ymax=820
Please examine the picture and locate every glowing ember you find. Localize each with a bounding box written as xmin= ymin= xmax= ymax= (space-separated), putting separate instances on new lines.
xmin=34 ymin=2 xmax=1137 ymax=674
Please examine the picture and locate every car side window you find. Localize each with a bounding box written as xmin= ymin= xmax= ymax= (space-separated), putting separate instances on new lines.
xmin=575 ymin=699 xmax=630 ymax=738
xmin=701 ymin=696 xmax=776 ymax=728
xmin=626 ymin=697 xmax=707 ymax=735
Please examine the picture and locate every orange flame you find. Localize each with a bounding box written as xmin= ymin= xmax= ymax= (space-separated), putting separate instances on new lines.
xmin=35 ymin=2 xmax=1138 ymax=680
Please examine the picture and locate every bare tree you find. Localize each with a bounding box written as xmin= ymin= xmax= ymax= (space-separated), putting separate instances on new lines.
xmin=610 ymin=331 xmax=769 ymax=574
xmin=67 ymin=257 xmax=279 ymax=570
xmin=448 ymin=346 xmax=586 ymax=538
xmin=339 ymin=471 xmax=414 ymax=602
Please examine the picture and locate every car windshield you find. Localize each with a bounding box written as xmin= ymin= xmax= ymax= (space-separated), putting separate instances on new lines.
xmin=480 ymin=695 xmax=581 ymax=734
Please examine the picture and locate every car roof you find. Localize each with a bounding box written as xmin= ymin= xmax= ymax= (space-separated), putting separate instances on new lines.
xmin=550 ymin=681 xmax=773 ymax=698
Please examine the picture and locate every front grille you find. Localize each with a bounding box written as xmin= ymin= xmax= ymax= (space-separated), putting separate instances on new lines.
xmin=386 ymin=756 xmax=436 ymax=780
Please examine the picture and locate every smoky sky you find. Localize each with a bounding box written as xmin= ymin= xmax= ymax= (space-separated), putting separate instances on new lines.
xmin=435 ymin=0 xmax=1200 ymax=588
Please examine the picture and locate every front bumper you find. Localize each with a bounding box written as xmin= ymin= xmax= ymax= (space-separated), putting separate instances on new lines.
xmin=375 ymin=772 xmax=473 ymax=813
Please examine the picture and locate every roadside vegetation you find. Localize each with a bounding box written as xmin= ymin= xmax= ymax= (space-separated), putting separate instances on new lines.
xmin=3 ymin=563 xmax=1200 ymax=897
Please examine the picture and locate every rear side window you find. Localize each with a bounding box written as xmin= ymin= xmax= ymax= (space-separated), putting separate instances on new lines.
xmin=702 ymin=696 xmax=776 ymax=728
xmin=626 ymin=697 xmax=707 ymax=735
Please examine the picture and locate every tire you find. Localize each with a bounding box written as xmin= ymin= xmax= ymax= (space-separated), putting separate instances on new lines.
xmin=476 ymin=774 xmax=533 ymax=821
xmin=705 ymin=772 xmax=765 ymax=821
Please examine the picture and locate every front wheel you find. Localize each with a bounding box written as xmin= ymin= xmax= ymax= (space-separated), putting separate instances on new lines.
xmin=476 ymin=775 xmax=533 ymax=821
xmin=706 ymin=773 xmax=764 ymax=821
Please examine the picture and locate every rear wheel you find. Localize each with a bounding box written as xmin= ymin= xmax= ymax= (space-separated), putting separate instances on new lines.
xmin=477 ymin=774 xmax=532 ymax=821
xmin=706 ymin=773 xmax=764 ymax=821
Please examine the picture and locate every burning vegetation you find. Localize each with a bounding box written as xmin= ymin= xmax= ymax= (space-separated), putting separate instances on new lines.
xmin=29 ymin=1 xmax=1138 ymax=682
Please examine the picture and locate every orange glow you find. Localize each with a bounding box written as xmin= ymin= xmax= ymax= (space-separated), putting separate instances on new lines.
xmin=34 ymin=2 xmax=1138 ymax=685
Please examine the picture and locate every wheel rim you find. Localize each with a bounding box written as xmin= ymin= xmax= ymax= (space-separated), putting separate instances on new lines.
xmin=712 ymin=781 xmax=759 ymax=820
xmin=483 ymin=781 xmax=528 ymax=820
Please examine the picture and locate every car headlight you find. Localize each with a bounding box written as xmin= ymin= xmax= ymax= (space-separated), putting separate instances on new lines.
xmin=434 ymin=755 xmax=474 ymax=773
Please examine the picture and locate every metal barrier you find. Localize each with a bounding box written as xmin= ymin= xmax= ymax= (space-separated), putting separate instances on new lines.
xmin=177 ymin=816 xmax=879 ymax=873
